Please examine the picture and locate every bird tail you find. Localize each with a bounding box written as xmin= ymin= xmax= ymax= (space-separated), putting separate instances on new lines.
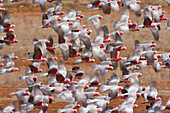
xmin=40 ymin=73 xmax=48 ymax=77
xmin=92 ymin=64 xmax=99 ymax=71
xmin=105 ymin=44 xmax=113 ymax=53
xmin=79 ymin=106 xmax=89 ymax=113
xmin=75 ymin=59 xmax=83 ymax=64
xmin=160 ymin=105 xmax=166 ymax=110
xmin=41 ymin=12 xmax=47 ymax=15
xmin=36 ymin=26 xmax=43 ymax=28
xmin=142 ymin=100 xmax=149 ymax=104
xmin=113 ymin=22 xmax=121 ymax=30
xmin=7 ymin=0 xmax=13 ymax=3
xmin=48 ymin=76 xmax=57 ymax=84
xmin=26 ymin=102 xmax=34 ymax=111
xmin=85 ymin=17 xmax=92 ymax=21
xmin=65 ymin=30 xmax=72 ymax=37
xmin=54 ymin=93 xmax=61 ymax=98
xmin=93 ymin=7 xmax=100 ymax=11
xmin=0 ymin=68 xmax=6 ymax=75
xmin=165 ymin=27 xmax=170 ymax=30
xmin=19 ymin=76 xmax=26 ymax=80
xmin=85 ymin=4 xmax=92 ymax=9
xmin=25 ymin=69 xmax=32 ymax=75
xmin=100 ymin=84 xmax=111 ymax=92
xmin=112 ymin=106 xmax=119 ymax=111
xmin=57 ymin=109 xmax=65 ymax=113
xmin=9 ymin=92 xmax=15 ymax=95
xmin=122 ymin=74 xmax=130 ymax=80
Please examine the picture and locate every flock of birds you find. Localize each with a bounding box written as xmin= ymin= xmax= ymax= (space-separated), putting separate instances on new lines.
xmin=0 ymin=0 xmax=169 ymax=113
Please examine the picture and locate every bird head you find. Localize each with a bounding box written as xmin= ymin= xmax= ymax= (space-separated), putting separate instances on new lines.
xmin=33 ymin=76 xmax=37 ymax=82
xmin=136 ymin=1 xmax=141 ymax=4
xmin=48 ymin=96 xmax=53 ymax=104
xmin=98 ymin=15 xmax=103 ymax=19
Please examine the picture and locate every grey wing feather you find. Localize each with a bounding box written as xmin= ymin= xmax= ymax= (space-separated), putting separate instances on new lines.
xmin=102 ymin=25 xmax=109 ymax=37
xmin=110 ymin=1 xmax=120 ymax=13
xmin=0 ymin=15 xmax=4 ymax=26
xmin=79 ymin=30 xmax=91 ymax=51
xmin=59 ymin=44 xmax=69 ymax=61
xmin=167 ymin=21 xmax=170 ymax=27
xmin=42 ymin=14 xmax=49 ymax=27
xmin=2 ymin=10 xmax=11 ymax=27
xmin=57 ymin=60 xmax=67 ymax=78
xmin=93 ymin=27 xmax=104 ymax=44
xmin=101 ymin=4 xmax=111 ymax=14
xmin=32 ymin=0 xmax=38 ymax=4
xmin=39 ymin=0 xmax=46 ymax=11
xmin=47 ymin=57 xmax=57 ymax=68
xmin=3 ymin=55 xmax=14 ymax=68
xmin=55 ymin=0 xmax=62 ymax=13
xmin=121 ymin=5 xmax=129 ymax=16
xmin=114 ymin=32 xmax=123 ymax=46
xmin=32 ymin=62 xmax=41 ymax=69
xmin=0 ymin=68 xmax=6 ymax=75
xmin=150 ymin=27 xmax=159 ymax=41
xmin=165 ymin=0 xmax=170 ymax=6
xmin=6 ymin=62 xmax=14 ymax=69
xmin=0 ymin=43 xmax=3 ymax=50
xmin=0 ymin=107 xmax=2 ymax=113
xmin=129 ymin=3 xmax=141 ymax=16
xmin=92 ymin=16 xmax=101 ymax=30
xmin=0 ymin=25 xmax=4 ymax=33
xmin=113 ymin=22 xmax=121 ymax=30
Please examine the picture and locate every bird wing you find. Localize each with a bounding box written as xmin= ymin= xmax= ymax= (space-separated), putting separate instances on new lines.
xmin=150 ymin=27 xmax=159 ymax=41
xmin=59 ymin=43 xmax=69 ymax=61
